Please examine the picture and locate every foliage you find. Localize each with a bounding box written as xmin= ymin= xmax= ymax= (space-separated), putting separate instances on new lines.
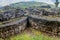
xmin=9 ymin=29 xmax=59 ymax=40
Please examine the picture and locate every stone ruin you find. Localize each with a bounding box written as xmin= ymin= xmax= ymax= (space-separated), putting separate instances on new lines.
xmin=29 ymin=15 xmax=60 ymax=36
xmin=0 ymin=8 xmax=60 ymax=39
xmin=0 ymin=9 xmax=27 ymax=39
xmin=0 ymin=9 xmax=25 ymax=22
xmin=0 ymin=17 xmax=27 ymax=39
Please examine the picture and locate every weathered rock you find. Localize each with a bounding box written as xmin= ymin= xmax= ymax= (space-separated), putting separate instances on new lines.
xmin=0 ymin=17 xmax=27 ymax=39
xmin=29 ymin=15 xmax=60 ymax=36
xmin=0 ymin=9 xmax=26 ymax=22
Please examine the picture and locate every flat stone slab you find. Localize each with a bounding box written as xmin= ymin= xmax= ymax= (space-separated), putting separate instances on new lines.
xmin=0 ymin=17 xmax=27 ymax=28
xmin=29 ymin=15 xmax=60 ymax=22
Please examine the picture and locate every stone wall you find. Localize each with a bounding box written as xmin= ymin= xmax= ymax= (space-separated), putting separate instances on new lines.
xmin=0 ymin=8 xmax=60 ymax=39
xmin=0 ymin=18 xmax=27 ymax=39
xmin=1 ymin=15 xmax=60 ymax=39
xmin=0 ymin=9 xmax=26 ymax=22
xmin=29 ymin=16 xmax=60 ymax=36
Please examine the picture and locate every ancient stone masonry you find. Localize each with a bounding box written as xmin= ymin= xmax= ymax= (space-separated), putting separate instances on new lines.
xmin=0 ymin=8 xmax=60 ymax=40
xmin=29 ymin=15 xmax=60 ymax=36
xmin=0 ymin=17 xmax=27 ymax=39
xmin=0 ymin=9 xmax=26 ymax=22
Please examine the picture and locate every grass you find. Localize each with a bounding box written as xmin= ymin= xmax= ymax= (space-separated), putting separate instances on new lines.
xmin=9 ymin=28 xmax=60 ymax=40
xmin=10 ymin=33 xmax=53 ymax=40
xmin=0 ymin=28 xmax=60 ymax=40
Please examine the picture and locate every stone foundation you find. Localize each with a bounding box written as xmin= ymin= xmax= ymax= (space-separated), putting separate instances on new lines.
xmin=1 ymin=15 xmax=60 ymax=39
xmin=0 ymin=17 xmax=27 ymax=39
xmin=29 ymin=16 xmax=60 ymax=36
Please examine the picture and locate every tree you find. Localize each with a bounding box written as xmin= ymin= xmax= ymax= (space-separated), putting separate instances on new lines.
xmin=55 ymin=0 xmax=59 ymax=7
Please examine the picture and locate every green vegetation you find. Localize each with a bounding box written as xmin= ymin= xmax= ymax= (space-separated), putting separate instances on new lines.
xmin=10 ymin=2 xmax=54 ymax=9
xmin=55 ymin=0 xmax=59 ymax=7
xmin=0 ymin=28 xmax=60 ymax=40
xmin=9 ymin=28 xmax=59 ymax=40
xmin=0 ymin=2 xmax=55 ymax=11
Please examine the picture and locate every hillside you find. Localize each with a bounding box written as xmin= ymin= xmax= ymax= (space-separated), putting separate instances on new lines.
xmin=9 ymin=1 xmax=54 ymax=9
xmin=0 ymin=1 xmax=54 ymax=12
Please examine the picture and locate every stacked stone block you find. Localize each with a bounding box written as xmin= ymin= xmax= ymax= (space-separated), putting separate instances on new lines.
xmin=29 ymin=15 xmax=60 ymax=36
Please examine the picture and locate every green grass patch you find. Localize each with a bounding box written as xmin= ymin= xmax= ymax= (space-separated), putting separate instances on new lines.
xmin=0 ymin=28 xmax=60 ymax=40
xmin=9 ymin=29 xmax=59 ymax=40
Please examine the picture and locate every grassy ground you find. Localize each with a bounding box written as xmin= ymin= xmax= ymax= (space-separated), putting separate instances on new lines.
xmin=9 ymin=28 xmax=60 ymax=40
xmin=0 ymin=28 xmax=60 ymax=40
